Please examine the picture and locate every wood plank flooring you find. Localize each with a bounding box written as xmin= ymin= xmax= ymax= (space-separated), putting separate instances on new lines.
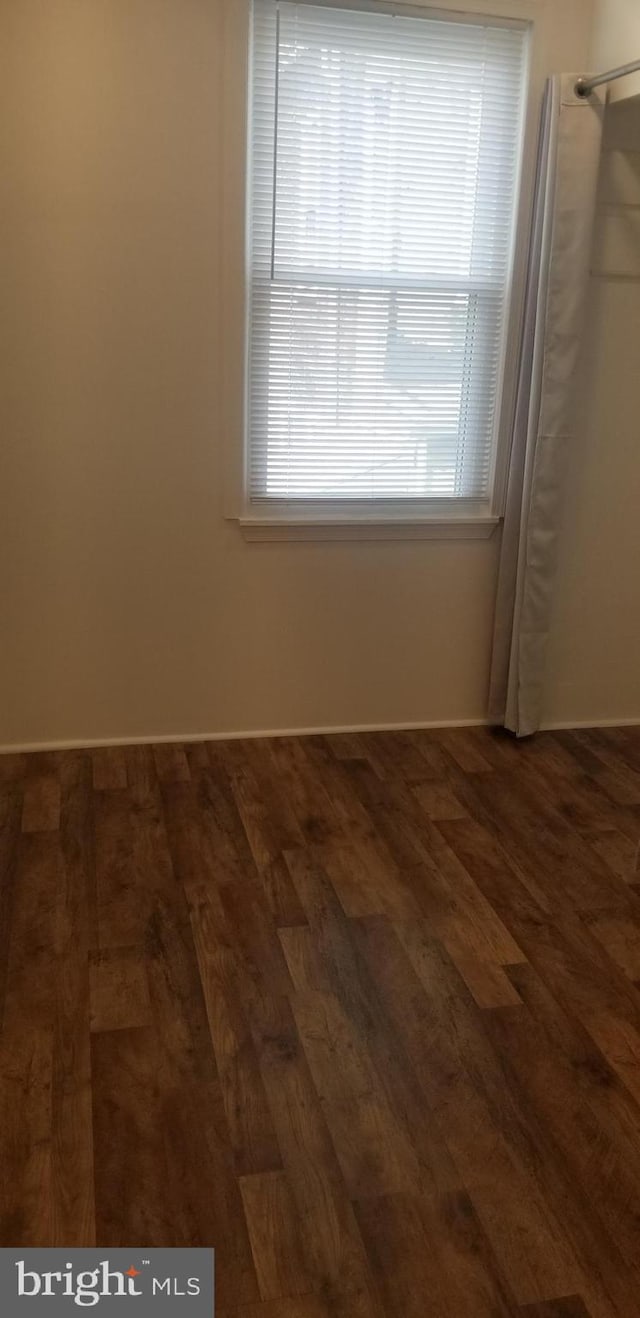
xmin=2 ymin=727 xmax=640 ymax=1314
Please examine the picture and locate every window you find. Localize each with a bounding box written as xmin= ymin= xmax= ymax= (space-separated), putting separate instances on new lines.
xmin=246 ymin=0 xmax=526 ymax=525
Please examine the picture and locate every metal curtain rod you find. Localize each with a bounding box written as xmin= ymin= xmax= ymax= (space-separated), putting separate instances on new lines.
xmin=575 ymin=59 xmax=640 ymax=98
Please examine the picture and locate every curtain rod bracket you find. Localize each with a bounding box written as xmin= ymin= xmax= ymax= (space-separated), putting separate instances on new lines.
xmin=574 ymin=58 xmax=640 ymax=100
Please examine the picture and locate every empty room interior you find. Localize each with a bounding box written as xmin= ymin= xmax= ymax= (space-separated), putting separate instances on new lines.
xmin=4 ymin=0 xmax=640 ymax=1313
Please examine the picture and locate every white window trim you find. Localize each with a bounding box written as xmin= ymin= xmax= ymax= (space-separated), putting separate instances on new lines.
xmin=239 ymin=516 xmax=499 ymax=541
xmin=221 ymin=0 xmax=547 ymax=541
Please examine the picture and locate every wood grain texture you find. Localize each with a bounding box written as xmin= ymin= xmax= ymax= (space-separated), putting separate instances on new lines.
xmin=3 ymin=728 xmax=640 ymax=1314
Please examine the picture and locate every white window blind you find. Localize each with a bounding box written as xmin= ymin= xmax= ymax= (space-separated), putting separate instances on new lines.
xmin=247 ymin=0 xmax=526 ymax=510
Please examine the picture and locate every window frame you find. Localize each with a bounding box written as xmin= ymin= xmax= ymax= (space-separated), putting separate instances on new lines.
xmin=222 ymin=0 xmax=541 ymax=540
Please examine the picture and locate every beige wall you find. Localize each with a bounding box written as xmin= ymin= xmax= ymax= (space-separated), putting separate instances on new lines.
xmin=1 ymin=1 xmax=594 ymax=748
xmin=589 ymin=0 xmax=640 ymax=100
xmin=543 ymin=91 xmax=640 ymax=722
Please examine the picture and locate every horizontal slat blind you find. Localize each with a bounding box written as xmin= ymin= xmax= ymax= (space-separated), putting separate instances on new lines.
xmin=248 ymin=0 xmax=525 ymax=505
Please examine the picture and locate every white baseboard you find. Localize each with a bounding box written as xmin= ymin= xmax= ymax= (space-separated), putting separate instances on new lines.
xmin=0 ymin=717 xmax=491 ymax=756
xmin=3 ymin=714 xmax=639 ymax=756
xmin=539 ymin=716 xmax=640 ymax=731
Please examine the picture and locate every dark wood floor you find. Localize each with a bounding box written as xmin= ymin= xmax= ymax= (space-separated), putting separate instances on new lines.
xmin=3 ymin=727 xmax=640 ymax=1315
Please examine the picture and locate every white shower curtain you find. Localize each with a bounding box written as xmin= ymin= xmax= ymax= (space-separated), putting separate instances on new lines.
xmin=488 ymin=75 xmax=604 ymax=736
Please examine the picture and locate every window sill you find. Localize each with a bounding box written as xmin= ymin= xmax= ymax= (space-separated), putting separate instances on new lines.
xmin=237 ymin=516 xmax=500 ymax=542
